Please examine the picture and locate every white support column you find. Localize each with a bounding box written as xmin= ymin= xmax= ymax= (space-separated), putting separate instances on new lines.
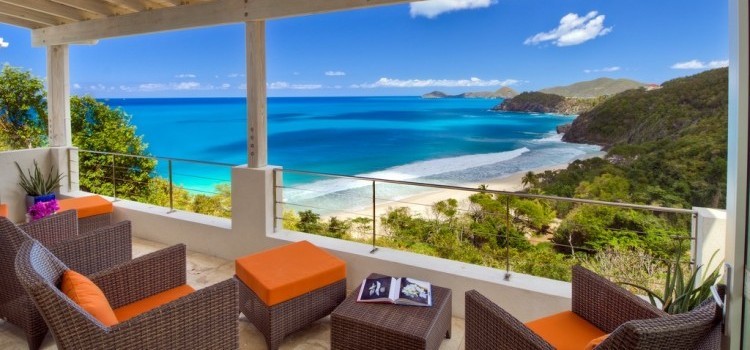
xmin=47 ymin=44 xmax=71 ymax=147
xmin=725 ymin=0 xmax=748 ymax=347
xmin=246 ymin=20 xmax=267 ymax=168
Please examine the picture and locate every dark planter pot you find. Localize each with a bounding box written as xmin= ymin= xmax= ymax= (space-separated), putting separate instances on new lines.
xmin=25 ymin=194 xmax=56 ymax=209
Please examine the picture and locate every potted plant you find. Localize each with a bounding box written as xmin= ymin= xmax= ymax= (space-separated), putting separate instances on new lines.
xmin=15 ymin=161 xmax=65 ymax=209
xmin=620 ymin=244 xmax=722 ymax=314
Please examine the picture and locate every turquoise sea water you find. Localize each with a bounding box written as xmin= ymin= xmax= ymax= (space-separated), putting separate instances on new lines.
xmin=102 ymin=97 xmax=600 ymax=207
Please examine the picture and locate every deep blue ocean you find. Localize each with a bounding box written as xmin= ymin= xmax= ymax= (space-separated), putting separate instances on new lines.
xmin=101 ymin=97 xmax=600 ymax=207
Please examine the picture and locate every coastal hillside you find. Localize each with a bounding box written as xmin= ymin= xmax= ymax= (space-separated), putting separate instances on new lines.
xmin=563 ymin=68 xmax=727 ymax=147
xmin=540 ymin=77 xmax=646 ymax=98
xmin=422 ymin=87 xmax=518 ymax=99
xmin=492 ymin=91 xmax=605 ymax=115
xmin=538 ymin=68 xmax=728 ymax=208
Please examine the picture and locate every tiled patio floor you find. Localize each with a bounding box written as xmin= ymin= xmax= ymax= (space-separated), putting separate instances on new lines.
xmin=0 ymin=238 xmax=466 ymax=349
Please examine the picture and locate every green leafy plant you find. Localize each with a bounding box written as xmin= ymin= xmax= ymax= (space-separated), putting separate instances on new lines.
xmin=15 ymin=161 xmax=64 ymax=196
xmin=620 ymin=246 xmax=721 ymax=314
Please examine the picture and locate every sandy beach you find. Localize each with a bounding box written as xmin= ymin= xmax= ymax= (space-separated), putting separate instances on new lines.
xmin=323 ymin=151 xmax=606 ymax=235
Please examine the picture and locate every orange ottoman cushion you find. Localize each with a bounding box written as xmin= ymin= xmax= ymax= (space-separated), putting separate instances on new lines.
xmin=58 ymin=196 xmax=113 ymax=218
xmin=0 ymin=204 xmax=7 ymax=217
xmin=114 ymin=285 xmax=195 ymax=322
xmin=525 ymin=311 xmax=606 ymax=350
xmin=235 ymin=241 xmax=346 ymax=306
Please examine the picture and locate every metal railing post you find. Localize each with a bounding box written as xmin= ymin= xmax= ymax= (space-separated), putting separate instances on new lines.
xmin=111 ymin=154 xmax=117 ymax=200
xmin=504 ymin=195 xmax=511 ymax=281
xmin=273 ymin=169 xmax=278 ymax=231
xmin=168 ymin=159 xmax=175 ymax=213
xmin=370 ymin=180 xmax=378 ymax=254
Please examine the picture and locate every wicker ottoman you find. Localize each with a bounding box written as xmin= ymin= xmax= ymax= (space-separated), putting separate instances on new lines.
xmin=235 ymin=241 xmax=346 ymax=350
xmin=58 ymin=195 xmax=113 ymax=233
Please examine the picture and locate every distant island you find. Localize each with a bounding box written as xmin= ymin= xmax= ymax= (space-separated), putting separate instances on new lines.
xmin=422 ymin=87 xmax=518 ymax=99
xmin=491 ymin=77 xmax=652 ymax=116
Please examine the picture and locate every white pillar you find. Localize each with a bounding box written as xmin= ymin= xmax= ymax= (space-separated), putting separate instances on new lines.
xmin=46 ymin=44 xmax=71 ymax=147
xmin=246 ymin=21 xmax=267 ymax=168
xmin=725 ymin=0 xmax=748 ymax=347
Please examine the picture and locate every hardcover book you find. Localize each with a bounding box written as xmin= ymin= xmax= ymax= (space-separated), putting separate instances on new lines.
xmin=356 ymin=276 xmax=432 ymax=307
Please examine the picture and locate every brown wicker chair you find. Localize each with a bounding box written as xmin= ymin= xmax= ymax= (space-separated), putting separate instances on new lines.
xmin=0 ymin=211 xmax=132 ymax=350
xmin=15 ymin=240 xmax=239 ymax=350
xmin=465 ymin=265 xmax=723 ymax=350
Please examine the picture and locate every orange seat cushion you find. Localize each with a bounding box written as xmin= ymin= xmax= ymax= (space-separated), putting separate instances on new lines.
xmin=585 ymin=334 xmax=609 ymax=350
xmin=61 ymin=270 xmax=119 ymax=327
xmin=58 ymin=196 xmax=113 ymax=218
xmin=235 ymin=241 xmax=346 ymax=306
xmin=114 ymin=285 xmax=195 ymax=322
xmin=0 ymin=204 xmax=7 ymax=217
xmin=525 ymin=311 xmax=606 ymax=350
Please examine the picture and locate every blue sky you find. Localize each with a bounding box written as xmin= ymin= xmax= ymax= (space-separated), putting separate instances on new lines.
xmin=0 ymin=0 xmax=728 ymax=98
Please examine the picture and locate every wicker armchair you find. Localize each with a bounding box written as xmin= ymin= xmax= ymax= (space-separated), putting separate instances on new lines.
xmin=15 ymin=240 xmax=239 ymax=349
xmin=465 ymin=265 xmax=723 ymax=350
xmin=0 ymin=211 xmax=132 ymax=350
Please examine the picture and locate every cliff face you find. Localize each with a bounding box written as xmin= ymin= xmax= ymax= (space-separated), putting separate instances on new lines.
xmin=492 ymin=92 xmax=603 ymax=115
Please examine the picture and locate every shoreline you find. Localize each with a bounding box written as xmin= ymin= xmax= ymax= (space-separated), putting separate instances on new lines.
xmin=322 ymin=151 xmax=606 ymax=234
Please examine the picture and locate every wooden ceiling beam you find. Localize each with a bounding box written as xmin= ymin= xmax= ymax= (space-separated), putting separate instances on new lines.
xmin=0 ymin=13 xmax=44 ymax=29
xmin=33 ymin=0 xmax=417 ymax=46
xmin=49 ymin=0 xmax=130 ymax=17
xmin=0 ymin=3 xmax=71 ymax=26
xmin=0 ymin=0 xmax=103 ymax=21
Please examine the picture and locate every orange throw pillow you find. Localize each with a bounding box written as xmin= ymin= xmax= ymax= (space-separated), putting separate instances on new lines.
xmin=585 ymin=334 xmax=610 ymax=350
xmin=61 ymin=270 xmax=119 ymax=327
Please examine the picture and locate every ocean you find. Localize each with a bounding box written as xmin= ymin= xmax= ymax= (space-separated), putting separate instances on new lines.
xmin=102 ymin=97 xmax=601 ymax=210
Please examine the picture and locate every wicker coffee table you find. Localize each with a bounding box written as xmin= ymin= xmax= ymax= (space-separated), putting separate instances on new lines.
xmin=331 ymin=273 xmax=452 ymax=350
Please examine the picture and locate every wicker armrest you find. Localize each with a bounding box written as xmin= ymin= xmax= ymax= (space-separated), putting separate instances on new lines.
xmin=465 ymin=290 xmax=553 ymax=350
xmin=19 ymin=210 xmax=79 ymax=247
xmin=109 ymin=279 xmax=239 ymax=349
xmin=50 ymin=220 xmax=132 ymax=276
xmin=91 ymin=244 xmax=187 ymax=308
xmin=571 ymin=265 xmax=666 ymax=332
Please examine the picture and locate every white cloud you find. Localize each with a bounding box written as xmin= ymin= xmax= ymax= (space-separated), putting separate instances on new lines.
xmin=351 ymin=77 xmax=518 ymax=88
xmin=325 ymin=71 xmax=346 ymax=76
xmin=73 ymin=83 xmax=82 ymax=89
xmin=671 ymin=59 xmax=729 ymax=70
xmin=174 ymin=82 xmax=200 ymax=90
xmin=525 ymin=11 xmax=612 ymax=47
xmin=238 ymin=83 xmax=247 ymax=90
xmin=584 ymin=66 xmax=621 ymax=73
xmin=410 ymin=0 xmax=497 ymax=19
xmin=220 ymin=83 xmax=231 ymax=89
xmin=268 ymin=81 xmax=323 ymax=90
xmin=0 ymin=38 xmax=8 ymax=48
xmin=175 ymin=74 xmax=196 ymax=78
xmin=227 ymin=73 xmax=245 ymax=78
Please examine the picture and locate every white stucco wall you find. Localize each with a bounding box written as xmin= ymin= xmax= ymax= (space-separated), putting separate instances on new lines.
xmin=693 ymin=207 xmax=727 ymax=281
xmin=0 ymin=148 xmax=64 ymax=222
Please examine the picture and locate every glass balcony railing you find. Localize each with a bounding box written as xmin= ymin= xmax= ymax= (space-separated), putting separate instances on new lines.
xmin=273 ymin=168 xmax=697 ymax=292
xmin=77 ymin=150 xmax=236 ymax=218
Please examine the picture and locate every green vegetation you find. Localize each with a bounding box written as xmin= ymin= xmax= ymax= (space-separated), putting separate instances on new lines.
xmin=0 ymin=66 xmax=232 ymax=218
xmin=540 ymin=77 xmax=645 ymax=98
xmin=15 ymin=160 xmax=64 ymax=196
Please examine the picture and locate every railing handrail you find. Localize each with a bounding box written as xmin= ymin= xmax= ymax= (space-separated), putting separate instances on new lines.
xmin=277 ymin=168 xmax=695 ymax=215
xmin=78 ymin=149 xmax=237 ymax=168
